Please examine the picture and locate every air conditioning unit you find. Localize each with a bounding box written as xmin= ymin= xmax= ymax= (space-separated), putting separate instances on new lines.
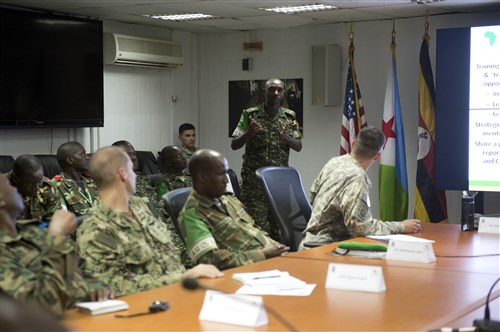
xmin=104 ymin=33 xmax=183 ymax=69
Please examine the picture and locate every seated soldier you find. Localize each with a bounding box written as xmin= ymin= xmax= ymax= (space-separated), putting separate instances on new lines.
xmin=53 ymin=141 xmax=98 ymax=216
xmin=177 ymin=123 xmax=198 ymax=166
xmin=0 ymin=174 xmax=113 ymax=317
xmin=77 ymin=147 xmax=223 ymax=297
xmin=178 ymin=149 xmax=289 ymax=270
xmin=155 ymin=145 xmax=192 ymax=200
xmin=111 ymin=140 xmax=194 ymax=268
xmin=8 ymin=155 xmax=64 ymax=224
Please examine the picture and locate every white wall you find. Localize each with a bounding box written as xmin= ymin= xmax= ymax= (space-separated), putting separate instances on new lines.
xmin=196 ymin=11 xmax=500 ymax=223
xmin=1 ymin=11 xmax=498 ymax=222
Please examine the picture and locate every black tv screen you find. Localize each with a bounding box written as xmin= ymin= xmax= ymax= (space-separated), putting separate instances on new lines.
xmin=0 ymin=7 xmax=104 ymax=128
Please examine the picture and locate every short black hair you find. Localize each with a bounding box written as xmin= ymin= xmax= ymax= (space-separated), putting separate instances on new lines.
xmin=111 ymin=140 xmax=132 ymax=148
xmin=178 ymin=123 xmax=195 ymax=135
xmin=13 ymin=155 xmax=42 ymax=177
xmin=56 ymin=141 xmax=84 ymax=166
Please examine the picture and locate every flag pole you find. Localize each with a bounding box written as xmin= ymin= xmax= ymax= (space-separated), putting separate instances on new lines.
xmin=349 ymin=22 xmax=362 ymax=132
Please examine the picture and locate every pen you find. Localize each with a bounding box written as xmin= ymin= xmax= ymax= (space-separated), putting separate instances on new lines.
xmin=253 ymin=276 xmax=281 ymax=280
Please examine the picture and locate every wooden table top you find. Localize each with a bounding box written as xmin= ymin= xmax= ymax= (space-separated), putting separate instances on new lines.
xmin=288 ymin=223 xmax=500 ymax=275
xmin=63 ymin=254 xmax=499 ymax=331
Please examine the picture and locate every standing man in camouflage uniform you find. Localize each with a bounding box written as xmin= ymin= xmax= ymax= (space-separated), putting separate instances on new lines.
xmin=299 ymin=127 xmax=421 ymax=250
xmin=155 ymin=145 xmax=192 ymax=200
xmin=52 ymin=142 xmax=98 ymax=216
xmin=112 ymin=140 xmax=194 ymax=268
xmin=77 ymin=147 xmax=223 ymax=297
xmin=231 ymin=78 xmax=302 ymax=241
xmin=0 ymin=174 xmax=113 ymax=317
xmin=179 ymin=149 xmax=289 ymax=270
xmin=178 ymin=123 xmax=198 ymax=166
xmin=8 ymin=155 xmax=65 ymax=223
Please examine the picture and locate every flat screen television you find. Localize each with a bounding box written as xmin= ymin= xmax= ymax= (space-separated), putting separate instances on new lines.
xmin=0 ymin=6 xmax=104 ymax=128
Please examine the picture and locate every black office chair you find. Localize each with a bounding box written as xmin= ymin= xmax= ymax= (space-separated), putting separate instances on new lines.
xmin=256 ymin=166 xmax=312 ymax=252
xmin=0 ymin=155 xmax=15 ymax=173
xmin=147 ymin=173 xmax=163 ymax=188
xmin=33 ymin=155 xmax=63 ymax=179
xmin=226 ymin=168 xmax=241 ymax=198
xmin=136 ymin=151 xmax=160 ymax=176
xmin=162 ymin=187 xmax=192 ymax=244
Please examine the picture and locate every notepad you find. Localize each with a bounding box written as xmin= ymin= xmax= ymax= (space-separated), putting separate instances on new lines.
xmin=76 ymin=300 xmax=129 ymax=315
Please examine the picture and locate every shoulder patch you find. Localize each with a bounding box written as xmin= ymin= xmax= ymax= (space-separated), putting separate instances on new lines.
xmin=95 ymin=232 xmax=118 ymax=250
xmin=51 ymin=175 xmax=62 ymax=182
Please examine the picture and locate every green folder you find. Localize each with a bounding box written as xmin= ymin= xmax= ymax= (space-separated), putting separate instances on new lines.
xmin=337 ymin=242 xmax=388 ymax=252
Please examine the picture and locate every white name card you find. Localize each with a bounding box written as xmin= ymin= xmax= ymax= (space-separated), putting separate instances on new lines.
xmin=386 ymin=239 xmax=436 ymax=263
xmin=478 ymin=217 xmax=500 ymax=234
xmin=325 ymin=263 xmax=386 ymax=293
xmin=198 ymin=290 xmax=268 ymax=327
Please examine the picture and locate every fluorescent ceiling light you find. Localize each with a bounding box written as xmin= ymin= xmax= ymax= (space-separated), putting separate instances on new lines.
xmin=260 ymin=4 xmax=337 ymax=14
xmin=144 ymin=13 xmax=216 ymax=21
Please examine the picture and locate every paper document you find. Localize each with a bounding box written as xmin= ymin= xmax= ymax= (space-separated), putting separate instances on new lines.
xmin=76 ymin=300 xmax=128 ymax=315
xmin=236 ymin=284 xmax=316 ymax=296
xmin=233 ymin=270 xmax=315 ymax=296
xmin=367 ymin=234 xmax=435 ymax=243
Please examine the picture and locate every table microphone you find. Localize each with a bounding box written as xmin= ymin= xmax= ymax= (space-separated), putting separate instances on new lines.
xmin=473 ymin=277 xmax=500 ymax=332
xmin=181 ymin=278 xmax=299 ymax=332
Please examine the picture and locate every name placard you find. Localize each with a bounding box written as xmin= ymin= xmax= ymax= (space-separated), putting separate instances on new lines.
xmin=325 ymin=263 xmax=386 ymax=293
xmin=478 ymin=217 xmax=500 ymax=234
xmin=386 ymin=239 xmax=436 ymax=263
xmin=198 ymin=290 xmax=268 ymax=327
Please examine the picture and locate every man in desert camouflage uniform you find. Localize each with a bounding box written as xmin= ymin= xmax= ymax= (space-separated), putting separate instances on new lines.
xmin=52 ymin=142 xmax=98 ymax=216
xmin=179 ymin=149 xmax=289 ymax=270
xmin=299 ymin=127 xmax=421 ymax=250
xmin=0 ymin=174 xmax=113 ymax=317
xmin=231 ymin=78 xmax=302 ymax=241
xmin=112 ymin=140 xmax=194 ymax=268
xmin=177 ymin=123 xmax=198 ymax=168
xmin=155 ymin=145 xmax=192 ymax=200
xmin=77 ymin=147 xmax=223 ymax=297
xmin=8 ymin=155 xmax=64 ymax=223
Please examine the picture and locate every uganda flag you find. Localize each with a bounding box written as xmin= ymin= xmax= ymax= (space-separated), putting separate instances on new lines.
xmin=414 ymin=36 xmax=448 ymax=223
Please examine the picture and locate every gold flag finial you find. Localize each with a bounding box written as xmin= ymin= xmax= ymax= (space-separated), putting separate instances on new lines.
xmin=349 ymin=20 xmax=354 ymax=44
xmin=425 ymin=10 xmax=429 ymax=35
xmin=392 ymin=20 xmax=396 ymax=44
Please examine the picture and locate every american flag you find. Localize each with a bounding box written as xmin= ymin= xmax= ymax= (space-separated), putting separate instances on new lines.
xmin=340 ymin=45 xmax=367 ymax=155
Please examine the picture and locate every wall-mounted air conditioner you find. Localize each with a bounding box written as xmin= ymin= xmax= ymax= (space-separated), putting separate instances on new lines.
xmin=104 ymin=33 xmax=183 ymax=69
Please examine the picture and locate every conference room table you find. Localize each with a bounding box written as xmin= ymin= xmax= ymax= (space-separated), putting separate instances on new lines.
xmin=62 ymin=223 xmax=499 ymax=331
xmin=289 ymin=223 xmax=500 ymax=275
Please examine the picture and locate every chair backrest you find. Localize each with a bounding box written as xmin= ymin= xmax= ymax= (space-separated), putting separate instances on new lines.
xmin=162 ymin=187 xmax=191 ymax=243
xmin=147 ymin=173 xmax=163 ymax=188
xmin=33 ymin=155 xmax=63 ymax=179
xmin=226 ymin=168 xmax=241 ymax=198
xmin=256 ymin=166 xmax=311 ymax=252
xmin=136 ymin=151 xmax=160 ymax=175
xmin=0 ymin=155 xmax=15 ymax=173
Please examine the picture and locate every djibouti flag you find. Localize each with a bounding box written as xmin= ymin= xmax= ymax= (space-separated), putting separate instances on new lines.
xmin=379 ymin=41 xmax=408 ymax=221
